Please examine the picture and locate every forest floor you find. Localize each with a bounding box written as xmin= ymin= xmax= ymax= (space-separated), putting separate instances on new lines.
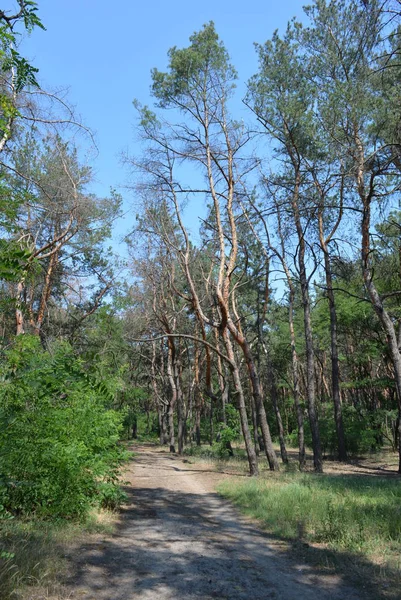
xmin=55 ymin=444 xmax=391 ymax=600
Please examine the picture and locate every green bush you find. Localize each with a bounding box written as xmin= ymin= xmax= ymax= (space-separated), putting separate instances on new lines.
xmin=293 ymin=404 xmax=382 ymax=457
xmin=98 ymin=482 xmax=128 ymax=510
xmin=0 ymin=336 xmax=127 ymax=518
xmin=216 ymin=425 xmax=236 ymax=458
xmin=212 ymin=404 xmax=239 ymax=458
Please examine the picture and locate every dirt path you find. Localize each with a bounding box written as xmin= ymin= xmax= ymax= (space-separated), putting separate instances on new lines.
xmin=66 ymin=445 xmax=367 ymax=600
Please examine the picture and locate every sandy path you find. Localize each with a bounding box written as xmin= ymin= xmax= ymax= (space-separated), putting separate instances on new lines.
xmin=66 ymin=445 xmax=367 ymax=600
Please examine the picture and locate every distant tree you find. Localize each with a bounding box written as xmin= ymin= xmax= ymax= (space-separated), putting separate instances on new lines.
xmin=4 ymin=133 xmax=120 ymax=342
xmin=247 ymin=24 xmax=323 ymax=471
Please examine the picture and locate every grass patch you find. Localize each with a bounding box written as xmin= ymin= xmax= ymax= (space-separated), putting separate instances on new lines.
xmin=219 ymin=473 xmax=401 ymax=594
xmin=183 ymin=443 xmax=254 ymax=476
xmin=184 ymin=442 xmax=251 ymax=461
xmin=0 ymin=509 xmax=119 ymax=600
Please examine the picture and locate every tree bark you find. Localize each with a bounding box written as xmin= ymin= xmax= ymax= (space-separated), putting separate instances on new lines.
xmin=288 ymin=286 xmax=306 ymax=469
xmin=267 ymin=359 xmax=289 ymax=464
xmin=16 ymin=280 xmax=25 ymax=335
xmin=300 ymin=274 xmax=323 ymax=472
xmin=229 ymin=325 xmax=279 ymax=471
xmin=166 ymin=338 xmax=176 ymax=453
xmin=250 ymin=393 xmax=260 ymax=456
xmin=356 ymin=127 xmax=401 ymax=474
xmin=323 ymin=250 xmax=347 ymax=460
xmin=222 ymin=328 xmax=259 ymax=476
xmin=290 ymin=166 xmax=323 ymax=472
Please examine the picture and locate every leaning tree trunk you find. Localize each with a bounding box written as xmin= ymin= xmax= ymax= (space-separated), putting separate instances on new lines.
xmin=230 ymin=325 xmax=279 ymax=471
xmin=222 ymin=328 xmax=259 ymax=476
xmin=357 ymin=132 xmax=401 ymax=474
xmin=363 ymin=276 xmax=401 ymax=473
xmin=166 ymin=339 xmax=177 ymax=453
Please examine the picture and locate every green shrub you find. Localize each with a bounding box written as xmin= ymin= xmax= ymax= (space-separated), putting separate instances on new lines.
xmin=183 ymin=443 xmax=223 ymax=459
xmin=296 ymin=404 xmax=382 ymax=457
xmin=216 ymin=425 xmax=237 ymax=458
xmin=98 ymin=482 xmax=128 ymax=510
xmin=0 ymin=336 xmax=127 ymax=518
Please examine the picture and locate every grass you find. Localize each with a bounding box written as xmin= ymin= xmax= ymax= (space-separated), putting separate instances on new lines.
xmin=219 ymin=472 xmax=401 ymax=594
xmin=184 ymin=440 xmax=249 ymax=460
xmin=0 ymin=508 xmax=118 ymax=600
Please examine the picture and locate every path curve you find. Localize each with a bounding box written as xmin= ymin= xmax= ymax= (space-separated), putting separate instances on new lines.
xmin=67 ymin=445 xmax=365 ymax=600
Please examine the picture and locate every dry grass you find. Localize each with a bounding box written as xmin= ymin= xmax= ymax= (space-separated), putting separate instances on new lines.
xmin=186 ymin=442 xmax=400 ymax=477
xmin=0 ymin=509 xmax=119 ymax=600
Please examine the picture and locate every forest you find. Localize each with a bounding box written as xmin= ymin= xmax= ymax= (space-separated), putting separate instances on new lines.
xmin=0 ymin=1 xmax=401 ymax=598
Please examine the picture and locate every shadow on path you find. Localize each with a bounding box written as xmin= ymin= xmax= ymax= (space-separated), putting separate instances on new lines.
xmin=65 ymin=452 xmax=396 ymax=600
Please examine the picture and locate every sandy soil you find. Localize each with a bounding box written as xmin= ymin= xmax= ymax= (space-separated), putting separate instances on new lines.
xmin=60 ymin=444 xmax=375 ymax=600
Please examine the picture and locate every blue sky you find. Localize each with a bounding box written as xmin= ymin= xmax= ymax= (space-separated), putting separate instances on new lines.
xmin=20 ymin=0 xmax=306 ymax=245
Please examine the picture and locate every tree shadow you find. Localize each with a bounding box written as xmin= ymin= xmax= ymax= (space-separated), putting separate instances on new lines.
xmin=130 ymin=451 xmax=249 ymax=477
xmin=64 ymin=481 xmax=397 ymax=600
xmin=345 ymin=460 xmax=399 ymax=477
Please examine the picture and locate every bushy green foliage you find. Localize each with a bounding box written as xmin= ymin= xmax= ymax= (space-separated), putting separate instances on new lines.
xmin=183 ymin=443 xmax=226 ymax=459
xmin=288 ymin=404 xmax=383 ymax=457
xmin=184 ymin=442 xmax=242 ymax=462
xmin=0 ymin=336 xmax=127 ymax=518
xmin=216 ymin=404 xmax=241 ymax=458
xmin=216 ymin=426 xmax=236 ymax=458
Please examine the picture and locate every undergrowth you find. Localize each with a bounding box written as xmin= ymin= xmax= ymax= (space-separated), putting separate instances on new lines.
xmin=0 ymin=509 xmax=118 ymax=600
xmin=184 ymin=441 xmax=245 ymax=460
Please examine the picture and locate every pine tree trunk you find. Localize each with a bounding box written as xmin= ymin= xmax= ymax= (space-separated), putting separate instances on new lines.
xmin=177 ymin=384 xmax=184 ymax=455
xmin=166 ymin=340 xmax=176 ymax=453
xmin=250 ymin=393 xmax=260 ymax=456
xmin=359 ymin=139 xmax=401 ymax=474
xmin=176 ymin=356 xmax=184 ymax=455
xmin=222 ymin=329 xmax=259 ymax=476
xmin=233 ymin=330 xmax=279 ymax=471
xmin=322 ymin=246 xmax=347 ymax=461
xmin=301 ymin=276 xmax=323 ymax=472
xmin=269 ymin=364 xmax=289 ymax=464
xmin=364 ymin=274 xmax=401 ymax=474
xmin=290 ymin=165 xmax=322 ymax=472
xmin=288 ymin=288 xmax=306 ymax=469
xmin=160 ymin=406 xmax=168 ymax=445
xmin=195 ymin=406 xmax=201 ymax=446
